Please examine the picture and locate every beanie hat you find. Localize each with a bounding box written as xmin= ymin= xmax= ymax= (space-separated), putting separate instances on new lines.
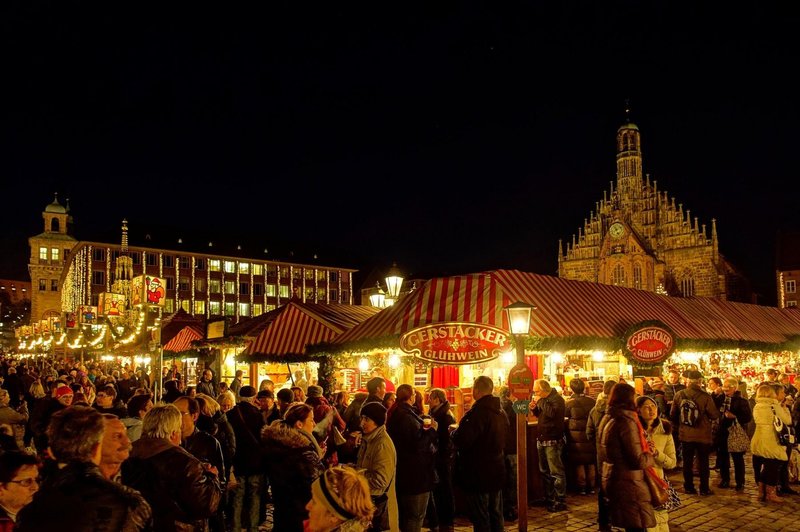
xmin=55 ymin=386 xmax=74 ymax=398
xmin=360 ymin=402 xmax=387 ymax=427
xmin=311 ymin=470 xmax=355 ymax=521
xmin=306 ymin=385 xmax=323 ymax=398
xmin=239 ymin=385 xmax=257 ymax=398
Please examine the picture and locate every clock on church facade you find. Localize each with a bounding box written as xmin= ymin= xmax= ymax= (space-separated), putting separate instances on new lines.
xmin=557 ymin=114 xmax=752 ymax=302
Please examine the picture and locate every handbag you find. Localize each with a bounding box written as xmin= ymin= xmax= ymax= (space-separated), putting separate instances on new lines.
xmin=654 ymin=476 xmax=681 ymax=512
xmin=645 ymin=471 xmax=670 ymax=507
xmin=772 ymin=405 xmax=796 ymax=446
xmin=727 ymin=418 xmax=750 ymax=453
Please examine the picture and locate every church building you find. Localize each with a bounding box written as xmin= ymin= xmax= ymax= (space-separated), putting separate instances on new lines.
xmin=558 ymin=113 xmax=751 ymax=302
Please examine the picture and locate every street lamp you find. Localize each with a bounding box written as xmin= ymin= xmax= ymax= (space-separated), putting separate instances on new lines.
xmin=368 ymin=263 xmax=405 ymax=308
xmin=504 ymin=301 xmax=535 ymax=532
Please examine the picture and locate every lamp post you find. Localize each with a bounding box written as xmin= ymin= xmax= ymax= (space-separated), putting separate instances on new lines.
xmin=504 ymin=301 xmax=535 ymax=532
xmin=368 ymin=263 xmax=405 ymax=308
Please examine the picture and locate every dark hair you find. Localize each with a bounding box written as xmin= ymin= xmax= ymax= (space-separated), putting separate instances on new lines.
xmin=708 ymin=377 xmax=722 ymax=387
xmin=276 ymin=389 xmax=294 ymax=403
xmin=396 ymin=384 xmax=414 ymax=404
xmin=48 ymin=406 xmax=105 ymax=462
xmin=257 ymin=389 xmax=274 ymax=400
xmin=175 ymin=396 xmax=199 ymax=416
xmin=127 ymin=394 xmax=152 ymax=417
xmin=570 ymin=379 xmax=586 ymax=394
xmin=603 ymin=379 xmax=618 ymax=395
xmin=284 ymin=403 xmax=314 ymax=427
xmin=0 ymin=451 xmax=38 ymax=484
xmin=366 ymin=377 xmax=385 ymax=395
xmin=607 ymin=383 xmax=637 ymax=411
xmin=474 ymin=376 xmax=494 ymax=395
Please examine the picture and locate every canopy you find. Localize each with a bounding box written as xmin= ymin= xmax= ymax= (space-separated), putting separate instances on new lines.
xmin=315 ymin=270 xmax=800 ymax=354
xmin=163 ymin=325 xmax=204 ymax=354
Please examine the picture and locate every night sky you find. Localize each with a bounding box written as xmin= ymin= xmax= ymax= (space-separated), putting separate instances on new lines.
xmin=2 ymin=3 xmax=798 ymax=304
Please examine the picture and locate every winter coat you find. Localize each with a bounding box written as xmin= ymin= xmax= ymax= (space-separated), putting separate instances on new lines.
xmin=751 ymin=397 xmax=791 ymax=461
xmin=183 ymin=428 xmax=226 ymax=483
xmin=261 ymin=421 xmax=325 ymax=532
xmin=586 ymin=395 xmax=607 ymax=445
xmin=356 ymin=425 xmax=399 ymax=532
xmin=646 ymin=419 xmax=676 ymax=477
xmin=196 ymin=379 xmax=218 ymax=398
xmin=0 ymin=404 xmax=27 ymax=427
xmin=29 ymin=397 xmax=66 ymax=452
xmin=386 ymin=402 xmax=437 ymax=495
xmin=565 ymin=394 xmax=596 ymax=465
xmin=712 ymin=392 xmax=752 ymax=450
xmin=669 ymin=384 xmax=719 ymax=444
xmin=306 ymin=395 xmax=346 ymax=464
xmin=227 ymin=400 xmax=266 ymax=476
xmin=598 ymin=407 xmax=656 ymax=530
xmin=122 ymin=437 xmax=222 ymax=531
xmin=532 ymin=389 xmax=566 ymax=442
xmin=430 ymin=401 xmax=456 ymax=469
xmin=18 ymin=461 xmax=152 ymax=531
xmin=663 ymin=382 xmax=685 ymax=404
xmin=452 ymin=395 xmax=507 ymax=493
xmin=344 ymin=395 xmax=367 ymax=433
xmin=499 ymin=397 xmax=517 ymax=455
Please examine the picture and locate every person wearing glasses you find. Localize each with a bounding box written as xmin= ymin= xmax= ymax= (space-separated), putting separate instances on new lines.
xmin=0 ymin=451 xmax=39 ymax=527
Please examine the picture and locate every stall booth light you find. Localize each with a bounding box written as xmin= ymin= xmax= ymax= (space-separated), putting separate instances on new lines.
xmin=592 ymin=350 xmax=604 ymax=362
xmin=387 ymin=353 xmax=401 ymax=369
xmin=358 ymin=357 xmax=370 ymax=372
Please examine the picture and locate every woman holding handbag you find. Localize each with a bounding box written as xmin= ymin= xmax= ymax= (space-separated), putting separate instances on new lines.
xmin=751 ymin=383 xmax=791 ymax=502
xmin=637 ymin=395 xmax=677 ymax=532
xmin=713 ymin=377 xmax=752 ymax=491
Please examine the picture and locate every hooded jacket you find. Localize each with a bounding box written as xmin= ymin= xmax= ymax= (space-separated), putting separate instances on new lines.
xmin=751 ymin=397 xmax=791 ymax=460
xmin=452 ymin=394 xmax=507 ymax=493
xmin=565 ymin=393 xmax=596 ymax=465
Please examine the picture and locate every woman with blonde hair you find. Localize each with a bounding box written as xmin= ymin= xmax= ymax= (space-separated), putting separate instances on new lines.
xmin=305 ymin=465 xmax=375 ymax=532
xmin=216 ymin=391 xmax=236 ymax=413
xmin=751 ymin=383 xmax=790 ymax=502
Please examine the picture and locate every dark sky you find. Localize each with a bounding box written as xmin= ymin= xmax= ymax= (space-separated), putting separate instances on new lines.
xmin=2 ymin=2 xmax=798 ymax=304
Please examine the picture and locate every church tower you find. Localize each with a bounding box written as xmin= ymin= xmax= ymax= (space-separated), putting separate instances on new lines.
xmin=28 ymin=194 xmax=78 ymax=324
xmin=616 ymin=104 xmax=643 ymax=208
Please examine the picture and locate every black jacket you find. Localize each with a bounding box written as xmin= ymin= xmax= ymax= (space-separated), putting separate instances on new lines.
xmin=565 ymin=393 xmax=596 ymax=465
xmin=664 ymin=382 xmax=686 ymax=404
xmin=228 ymin=401 xmax=266 ymax=476
xmin=183 ymin=428 xmax=226 ymax=483
xmin=713 ymin=391 xmax=752 ymax=447
xmin=17 ymin=461 xmax=152 ymax=531
xmin=386 ymin=402 xmax=438 ymax=495
xmin=532 ymin=389 xmax=566 ymax=442
xmin=431 ymin=401 xmax=456 ymax=468
xmin=452 ymin=395 xmax=507 ymax=493
xmin=122 ymin=437 xmax=222 ymax=531
xmin=197 ymin=411 xmax=236 ymax=480
xmin=500 ymin=397 xmax=517 ymax=455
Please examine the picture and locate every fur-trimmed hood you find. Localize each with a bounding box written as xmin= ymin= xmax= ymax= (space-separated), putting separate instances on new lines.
xmin=261 ymin=419 xmax=319 ymax=451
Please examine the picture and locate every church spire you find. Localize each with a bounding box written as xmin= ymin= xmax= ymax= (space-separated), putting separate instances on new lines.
xmin=616 ymin=101 xmax=643 ymax=207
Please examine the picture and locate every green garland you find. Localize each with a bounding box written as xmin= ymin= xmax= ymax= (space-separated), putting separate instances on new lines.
xmin=192 ymin=336 xmax=248 ymax=349
xmin=235 ymin=352 xmax=327 ymax=364
xmin=307 ymin=334 xmax=402 ymax=356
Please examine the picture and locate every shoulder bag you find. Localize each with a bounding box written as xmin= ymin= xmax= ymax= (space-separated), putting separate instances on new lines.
xmin=727 ymin=417 xmax=750 ymax=453
xmin=772 ymin=405 xmax=796 ymax=447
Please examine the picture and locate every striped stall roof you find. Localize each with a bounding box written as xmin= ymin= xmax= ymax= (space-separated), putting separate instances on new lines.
xmin=163 ymin=325 xmax=204 ymax=353
xmin=326 ymin=270 xmax=800 ymax=353
xmin=241 ymin=301 xmax=379 ymax=357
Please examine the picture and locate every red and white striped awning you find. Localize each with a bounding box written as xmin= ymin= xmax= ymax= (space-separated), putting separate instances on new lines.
xmin=327 ymin=270 xmax=800 ymax=352
xmin=163 ymin=325 xmax=204 ymax=353
xmin=241 ymin=301 xmax=379 ymax=358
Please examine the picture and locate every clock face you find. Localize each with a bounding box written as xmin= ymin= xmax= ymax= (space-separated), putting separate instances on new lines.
xmin=609 ymin=222 xmax=625 ymax=240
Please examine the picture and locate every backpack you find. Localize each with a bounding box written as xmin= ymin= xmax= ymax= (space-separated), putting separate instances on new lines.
xmin=680 ymin=397 xmax=700 ymax=427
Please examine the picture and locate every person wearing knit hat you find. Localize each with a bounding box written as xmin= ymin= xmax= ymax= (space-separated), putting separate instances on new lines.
xmin=355 ymin=402 xmax=398 ymax=531
xmin=238 ymin=385 xmax=257 ymax=399
xmin=55 ymin=385 xmax=74 ymax=405
xmin=306 ymin=466 xmax=375 ymax=532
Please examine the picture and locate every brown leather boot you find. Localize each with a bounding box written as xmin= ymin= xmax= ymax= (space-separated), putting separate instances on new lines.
xmin=766 ymin=485 xmax=785 ymax=503
xmin=758 ymin=481 xmax=766 ymax=501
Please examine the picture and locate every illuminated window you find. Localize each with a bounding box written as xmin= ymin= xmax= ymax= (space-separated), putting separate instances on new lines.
xmin=317 ymin=288 xmax=326 ymax=300
xmin=209 ymin=301 xmax=221 ymax=315
xmin=224 ymin=302 xmax=235 ymax=316
xmin=50 ymin=279 xmax=59 ymax=291
xmin=266 ymin=284 xmax=276 ymax=297
xmin=181 ymin=300 xmax=190 ymax=312
xmin=195 ymin=279 xmax=206 ymax=292
xmin=39 ymin=247 xmax=48 ymax=261
xmin=787 ymin=280 xmax=797 ymax=294
xmin=266 ymin=304 xmax=276 ymax=312
xmin=239 ymin=303 xmax=250 ymax=317
xmin=209 ymin=259 xmax=221 ymax=272
xmin=253 ymin=303 xmax=263 ymax=316
xmin=293 ymin=269 xmax=302 ymax=279
xmin=209 ymin=279 xmax=221 ymax=294
xmin=194 ymin=301 xmax=206 ymax=315
xmin=280 ymin=267 xmax=289 ymax=278
xmin=317 ymin=270 xmax=327 ymax=281
xmin=252 ymin=264 xmax=263 ymax=275
xmin=224 ymin=261 xmax=235 ymax=273
xmin=279 ymin=285 xmax=290 ymax=298
xmin=305 ymin=270 xmax=314 ymax=280
xmin=612 ymin=265 xmax=626 ymax=287
xmin=788 ymin=301 xmax=797 ymax=307
xmin=305 ymin=287 xmax=315 ymax=300
xmin=165 ymin=299 xmax=174 ymax=313
xmin=224 ymin=281 xmax=235 ymax=294
xmin=633 ymin=264 xmax=643 ymax=289
xmin=239 ymin=262 xmax=249 ymax=274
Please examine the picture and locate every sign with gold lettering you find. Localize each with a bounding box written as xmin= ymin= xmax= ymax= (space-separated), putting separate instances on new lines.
xmin=399 ymin=322 xmax=510 ymax=365
xmin=623 ymin=321 xmax=676 ymax=364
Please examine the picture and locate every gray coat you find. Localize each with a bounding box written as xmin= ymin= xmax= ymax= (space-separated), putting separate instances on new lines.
xmin=356 ymin=425 xmax=399 ymax=532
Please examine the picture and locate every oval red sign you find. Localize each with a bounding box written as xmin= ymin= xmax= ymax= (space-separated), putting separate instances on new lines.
xmin=399 ymin=322 xmax=510 ymax=365
xmin=625 ymin=326 xmax=675 ymax=363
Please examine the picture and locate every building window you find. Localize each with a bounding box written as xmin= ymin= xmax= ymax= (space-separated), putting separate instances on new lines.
xmin=224 ymin=281 xmax=235 ymax=294
xmin=196 ymin=258 xmax=205 ymax=271
xmin=224 ymin=302 xmax=235 ymax=316
xmin=181 ymin=300 xmax=190 ymax=312
xmin=633 ymin=264 xmax=643 ymax=290
xmin=165 ymin=298 xmax=174 ymax=313
xmin=317 ymin=270 xmax=327 ymax=281
xmin=329 ymin=290 xmax=338 ymax=301
xmin=342 ymin=290 xmax=349 ymax=302
xmin=39 ymin=247 xmax=48 ymax=261
xmin=254 ymin=283 xmax=263 ymax=296
xmin=266 ymin=284 xmax=277 ymax=297
xmin=317 ymin=288 xmax=326 ymax=300
xmin=253 ymin=303 xmax=263 ymax=316
xmin=166 ymin=277 xmax=175 ymax=290
xmin=209 ymin=279 xmax=221 ymax=293
xmin=146 ymin=253 xmax=157 ymax=266
xmin=91 ymin=294 xmax=99 ymax=306
xmin=209 ymin=301 xmax=221 ymax=315
xmin=179 ymin=279 xmax=189 ymax=292
xmin=209 ymin=259 xmax=221 ymax=272
xmin=240 ymin=282 xmax=249 ymax=295
xmin=788 ymin=301 xmax=798 ymax=307
xmin=329 ymin=272 xmax=338 ymax=283
xmin=38 ymin=279 xmax=46 ymax=291
xmin=266 ymin=304 xmax=277 ymax=312
xmin=239 ymin=262 xmax=249 ymax=274
xmin=680 ymin=277 xmax=695 ymax=297
xmin=64 ymin=248 xmax=70 ymax=262
xmin=92 ymin=249 xmax=106 ymax=262
xmin=279 ymin=285 xmax=290 ymax=298
xmin=787 ymin=280 xmax=797 ymax=294
xmin=305 ymin=287 xmax=315 ymax=300
xmin=164 ymin=255 xmax=174 ymax=268
xmin=239 ymin=303 xmax=250 ymax=317
xmin=179 ymin=257 xmax=189 ymax=269
xmin=612 ymin=265 xmax=626 ymax=287
xmin=305 ymin=270 xmax=314 ymax=280
xmin=266 ymin=264 xmax=278 ymax=275
xmin=50 ymin=279 xmax=59 ymax=291
xmin=194 ymin=301 xmax=206 ymax=315
xmin=92 ymin=271 xmax=105 ymax=286
xmin=131 ymin=252 xmax=141 ymax=265
xmin=280 ymin=267 xmax=289 ymax=278
xmin=253 ymin=264 xmax=263 ymax=276
xmin=196 ymin=279 xmax=206 ymax=292
xmin=292 ymin=269 xmax=302 ymax=280
xmin=224 ymin=261 xmax=235 ymax=273
xmin=112 ymin=251 xmax=120 ymax=261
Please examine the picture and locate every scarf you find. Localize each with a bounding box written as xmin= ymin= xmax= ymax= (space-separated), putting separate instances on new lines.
xmin=634 ymin=413 xmax=669 ymax=489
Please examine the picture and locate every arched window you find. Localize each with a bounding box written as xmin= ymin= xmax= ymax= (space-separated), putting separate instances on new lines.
xmin=612 ymin=264 xmax=626 ymax=287
xmin=633 ymin=264 xmax=643 ymax=289
xmin=50 ymin=218 xmax=60 ymax=232
xmin=680 ymin=275 xmax=695 ymax=297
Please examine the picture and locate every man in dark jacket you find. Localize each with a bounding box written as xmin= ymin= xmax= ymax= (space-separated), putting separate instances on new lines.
xmin=17 ymin=406 xmax=152 ymax=531
xmin=361 ymin=377 xmax=386 ymax=411
xmin=531 ymin=379 xmax=567 ymax=512
xmin=498 ymin=386 xmax=518 ymax=521
xmin=122 ymin=403 xmax=222 ymax=531
xmin=453 ymin=376 xmax=506 ymax=532
xmin=227 ymin=385 xmax=266 ymax=532
xmin=386 ymin=384 xmax=437 ymax=532
xmin=197 ymin=369 xmax=219 ymax=398
xmin=428 ymin=388 xmax=456 ymax=530
xmin=713 ymin=377 xmax=752 ymax=491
